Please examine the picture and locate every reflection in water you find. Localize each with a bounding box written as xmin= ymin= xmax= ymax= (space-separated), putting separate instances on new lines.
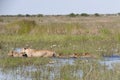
xmin=0 ymin=56 xmax=120 ymax=80
xmin=100 ymin=56 xmax=120 ymax=69
xmin=14 ymin=48 xmax=22 ymax=53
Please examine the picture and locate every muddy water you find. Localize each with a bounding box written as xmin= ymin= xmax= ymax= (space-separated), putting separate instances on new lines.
xmin=0 ymin=56 xmax=120 ymax=80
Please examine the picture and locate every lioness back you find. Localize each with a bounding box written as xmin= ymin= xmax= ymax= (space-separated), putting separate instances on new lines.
xmin=42 ymin=50 xmax=55 ymax=57
xmin=31 ymin=50 xmax=55 ymax=57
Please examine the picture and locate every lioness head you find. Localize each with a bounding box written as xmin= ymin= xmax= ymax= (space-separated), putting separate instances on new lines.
xmin=21 ymin=48 xmax=28 ymax=53
xmin=7 ymin=50 xmax=14 ymax=56
xmin=21 ymin=47 xmax=30 ymax=57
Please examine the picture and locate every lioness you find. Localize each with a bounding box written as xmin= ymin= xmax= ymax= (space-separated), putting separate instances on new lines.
xmin=21 ymin=48 xmax=56 ymax=57
xmin=8 ymin=50 xmax=25 ymax=57
xmin=70 ymin=53 xmax=82 ymax=58
xmin=81 ymin=52 xmax=97 ymax=58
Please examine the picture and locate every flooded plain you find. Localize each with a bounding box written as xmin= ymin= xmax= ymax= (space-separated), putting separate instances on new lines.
xmin=0 ymin=56 xmax=120 ymax=80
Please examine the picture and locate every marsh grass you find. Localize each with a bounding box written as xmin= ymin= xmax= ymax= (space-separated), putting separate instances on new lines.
xmin=0 ymin=16 xmax=120 ymax=80
xmin=20 ymin=59 xmax=120 ymax=80
xmin=0 ymin=57 xmax=120 ymax=80
xmin=0 ymin=33 xmax=120 ymax=56
xmin=0 ymin=18 xmax=3 ymax=22
xmin=0 ymin=57 xmax=51 ymax=69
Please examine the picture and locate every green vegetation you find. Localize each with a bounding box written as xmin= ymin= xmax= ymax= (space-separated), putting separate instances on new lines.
xmin=0 ymin=57 xmax=51 ymax=68
xmin=0 ymin=18 xmax=3 ymax=22
xmin=37 ymin=14 xmax=43 ymax=17
xmin=94 ymin=13 xmax=100 ymax=16
xmin=0 ymin=58 xmax=119 ymax=80
xmin=81 ymin=13 xmax=89 ymax=16
xmin=0 ymin=15 xmax=120 ymax=80
xmin=0 ymin=16 xmax=120 ymax=56
xmin=68 ymin=13 xmax=79 ymax=17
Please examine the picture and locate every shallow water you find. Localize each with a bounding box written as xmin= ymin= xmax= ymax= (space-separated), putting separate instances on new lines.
xmin=14 ymin=48 xmax=22 ymax=53
xmin=0 ymin=48 xmax=120 ymax=80
xmin=1 ymin=49 xmax=120 ymax=80
xmin=100 ymin=56 xmax=120 ymax=69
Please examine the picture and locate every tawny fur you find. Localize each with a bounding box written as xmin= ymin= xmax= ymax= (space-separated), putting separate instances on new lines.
xmin=21 ymin=48 xmax=56 ymax=57
xmin=8 ymin=51 xmax=24 ymax=57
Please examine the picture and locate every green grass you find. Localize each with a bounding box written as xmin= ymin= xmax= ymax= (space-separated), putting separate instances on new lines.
xmin=0 ymin=32 xmax=120 ymax=56
xmin=0 ymin=16 xmax=120 ymax=80
xmin=0 ymin=16 xmax=120 ymax=78
xmin=0 ymin=57 xmax=51 ymax=68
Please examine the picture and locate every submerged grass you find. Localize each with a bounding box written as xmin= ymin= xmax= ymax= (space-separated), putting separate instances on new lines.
xmin=0 ymin=58 xmax=119 ymax=80
xmin=0 ymin=57 xmax=51 ymax=68
xmin=18 ymin=59 xmax=120 ymax=80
